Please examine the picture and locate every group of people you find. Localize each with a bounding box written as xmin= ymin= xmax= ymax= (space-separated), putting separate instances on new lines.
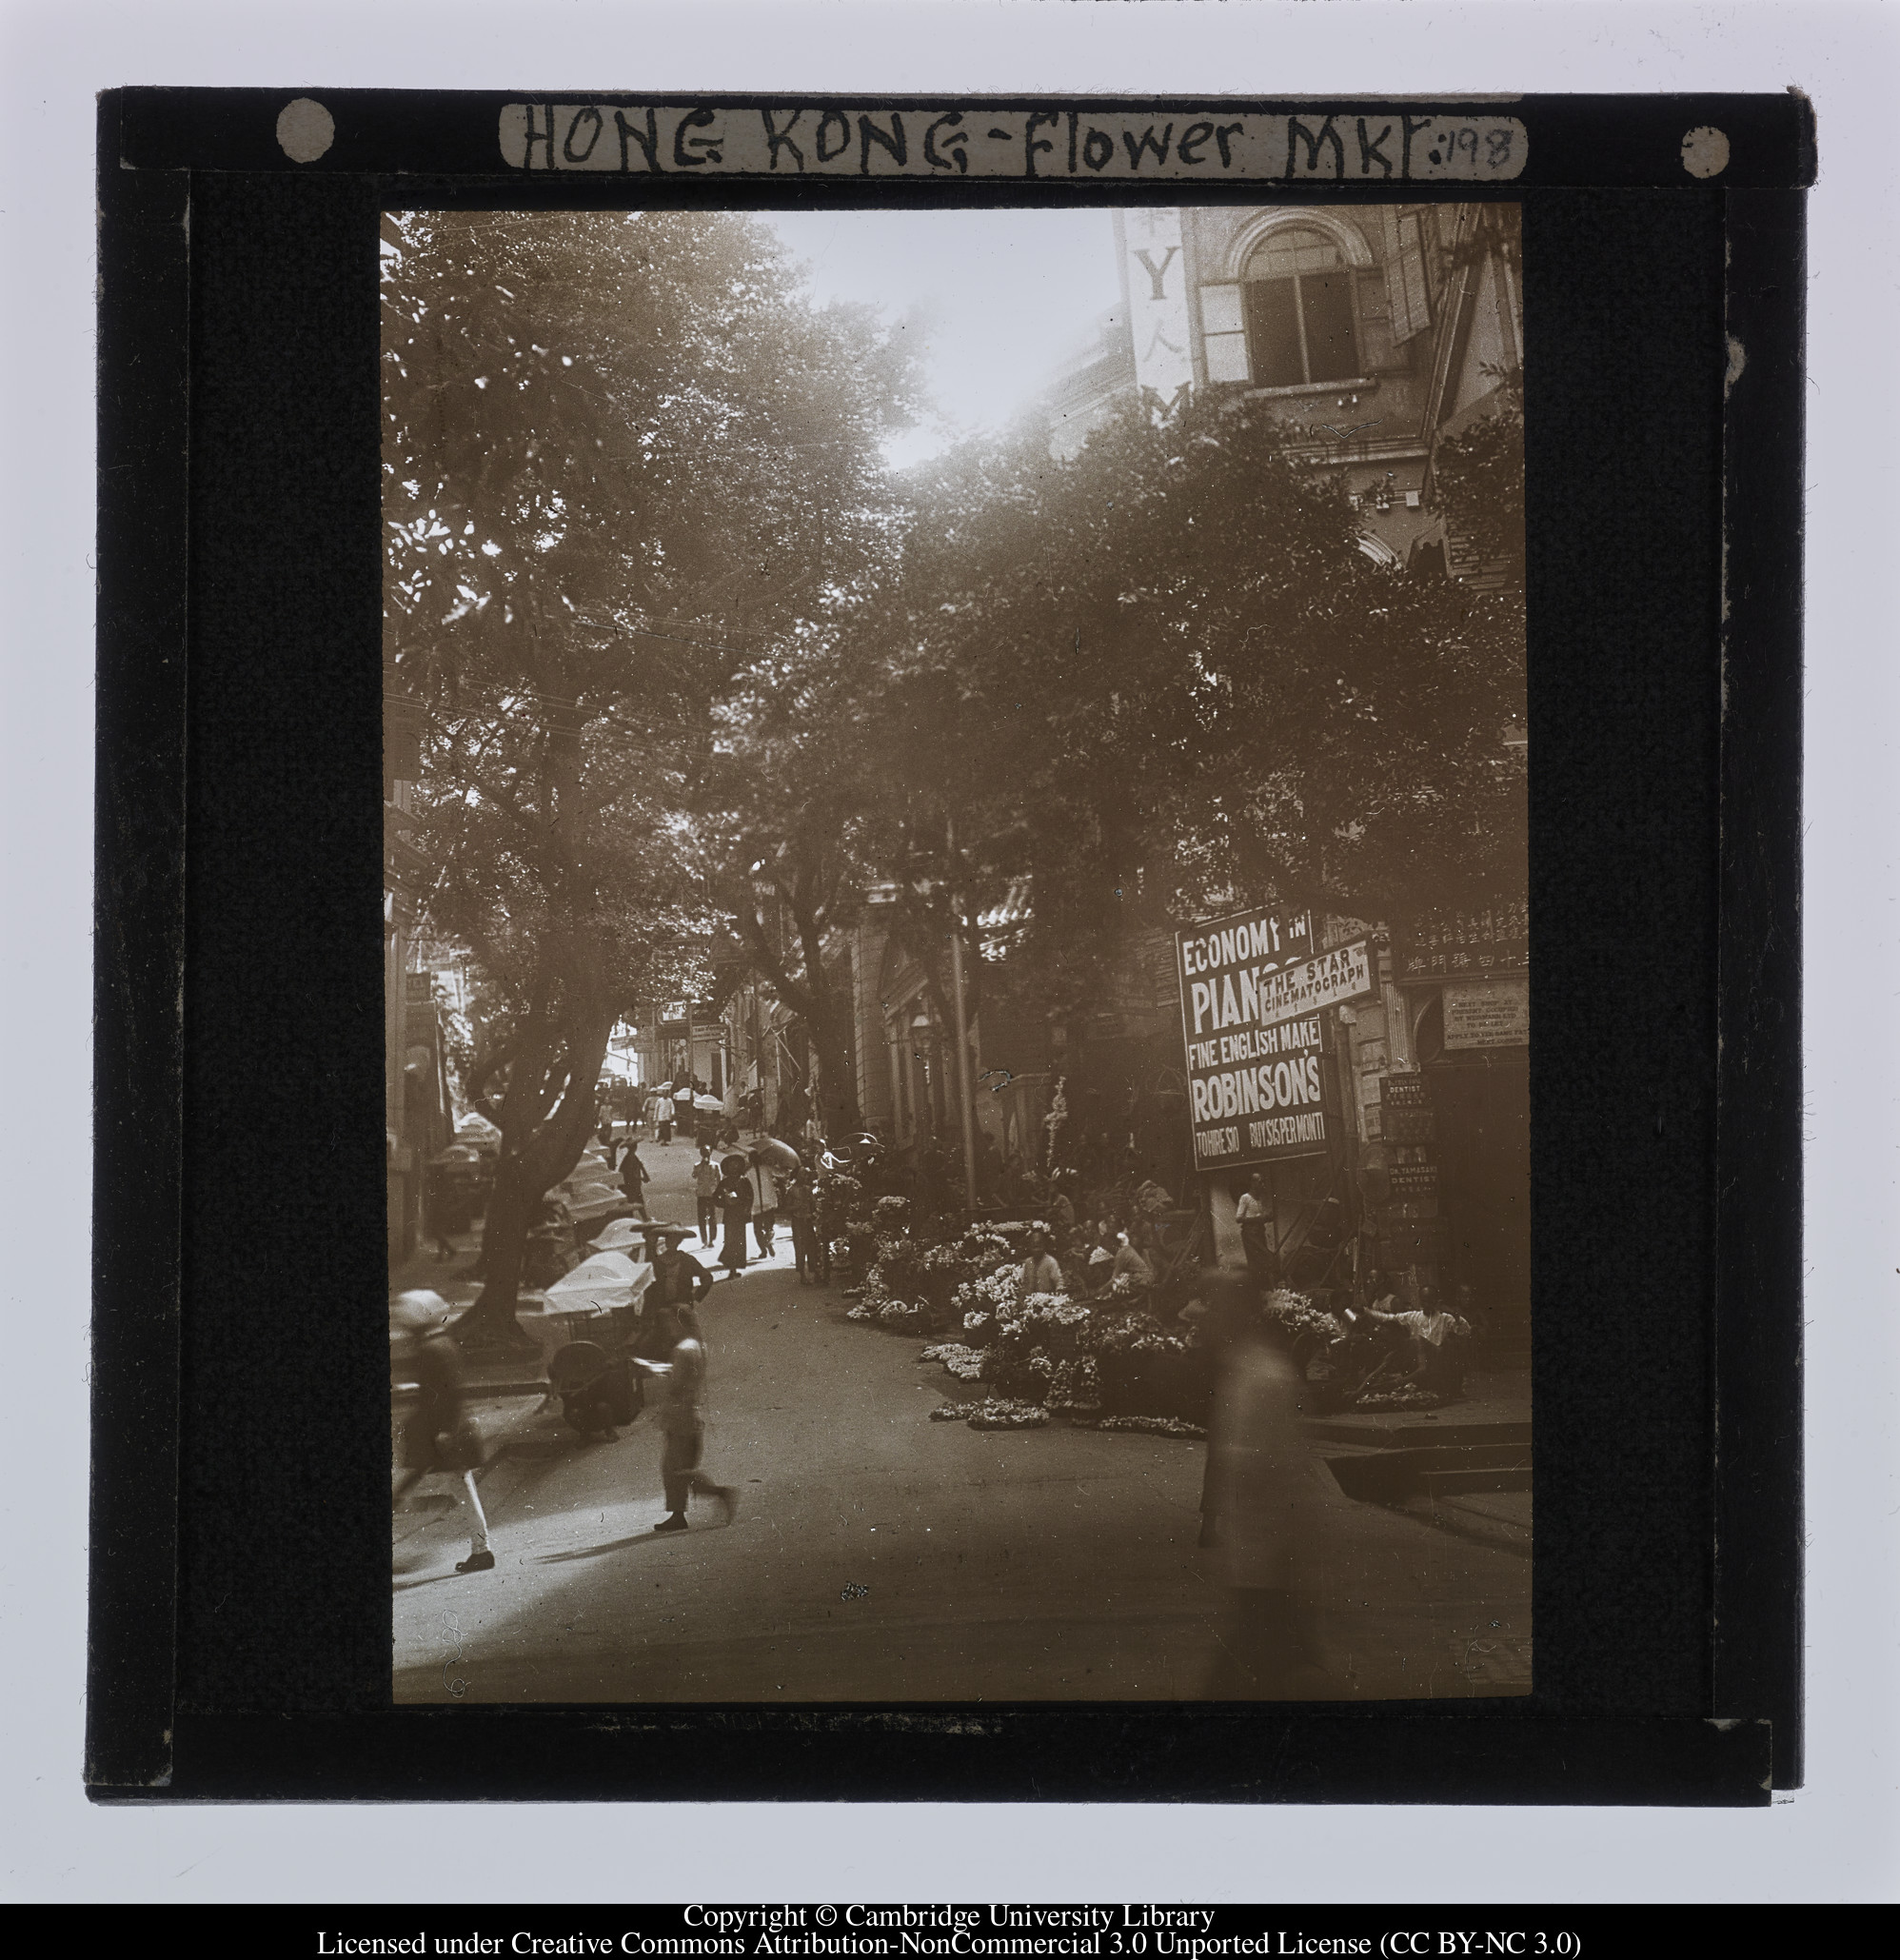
xmin=606 ymin=1123 xmax=826 ymax=1286
xmin=391 ymin=1254 xmax=741 ymax=1572
xmin=1006 ymin=1169 xmax=1178 ymax=1307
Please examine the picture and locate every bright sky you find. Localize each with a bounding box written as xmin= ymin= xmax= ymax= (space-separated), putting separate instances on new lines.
xmin=755 ymin=208 xmax=1126 ymax=469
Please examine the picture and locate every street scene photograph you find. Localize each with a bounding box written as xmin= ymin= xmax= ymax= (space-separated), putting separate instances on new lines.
xmin=382 ymin=195 xmax=1530 ymax=1705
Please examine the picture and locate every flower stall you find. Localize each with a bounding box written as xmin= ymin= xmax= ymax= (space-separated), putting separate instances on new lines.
xmin=826 ymin=1163 xmax=1217 ymax=1436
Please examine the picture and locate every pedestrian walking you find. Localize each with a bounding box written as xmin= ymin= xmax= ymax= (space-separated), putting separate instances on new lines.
xmin=1192 ymin=1269 xmax=1332 ymax=1697
xmin=388 ymin=1290 xmax=493 ymax=1574
xmin=421 ymin=1155 xmax=462 ymax=1261
xmin=620 ymin=1144 xmax=650 ymax=1214
xmin=783 ymin=1172 xmax=818 ymax=1283
xmin=598 ymin=1114 xmax=620 ymax=1172
xmin=651 ymin=1089 xmax=673 ymax=1145
xmin=690 ymin=1142 xmax=722 ymax=1252
xmin=717 ymin=1158 xmax=753 ymax=1275
xmin=638 ymin=1305 xmax=736 ymax=1534
xmin=749 ymin=1149 xmax=781 ymax=1257
xmin=673 ymin=1082 xmax=696 ymax=1138
xmin=642 ymin=1226 xmax=713 ymax=1351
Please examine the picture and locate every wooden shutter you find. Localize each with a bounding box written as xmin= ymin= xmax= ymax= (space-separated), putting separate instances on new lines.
xmin=1393 ymin=211 xmax=1432 ymax=344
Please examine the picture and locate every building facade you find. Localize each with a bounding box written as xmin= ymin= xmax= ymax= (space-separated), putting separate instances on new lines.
xmin=1047 ymin=201 xmax=1522 ymax=572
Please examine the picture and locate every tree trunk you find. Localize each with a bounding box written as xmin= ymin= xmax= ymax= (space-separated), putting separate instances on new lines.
xmin=464 ymin=998 xmax=615 ymax=1350
xmin=810 ymin=984 xmax=861 ymax=1138
xmin=465 ymin=1158 xmax=535 ymax=1349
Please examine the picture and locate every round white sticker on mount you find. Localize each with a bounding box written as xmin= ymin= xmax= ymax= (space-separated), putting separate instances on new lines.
xmin=1681 ymin=127 xmax=1730 ymax=179
xmin=277 ymin=98 xmax=335 ymax=164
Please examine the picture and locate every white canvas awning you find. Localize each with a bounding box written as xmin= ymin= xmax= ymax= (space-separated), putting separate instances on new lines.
xmin=543 ymin=1251 xmax=652 ymax=1315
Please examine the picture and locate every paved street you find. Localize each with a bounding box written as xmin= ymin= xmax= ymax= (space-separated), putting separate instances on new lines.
xmin=393 ymin=1138 xmax=1531 ymax=1704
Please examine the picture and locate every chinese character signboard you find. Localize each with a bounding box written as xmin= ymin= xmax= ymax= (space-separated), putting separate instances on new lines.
xmin=1392 ymin=901 xmax=1529 ymax=982
xmin=1175 ymin=905 xmax=1368 ymax=1172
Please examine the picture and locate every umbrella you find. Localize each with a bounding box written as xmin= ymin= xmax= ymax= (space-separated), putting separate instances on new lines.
xmin=650 ymin=1082 xmax=674 ymax=1096
xmin=693 ymin=1094 xmax=724 ymax=1113
xmin=753 ymin=1135 xmax=802 ymax=1174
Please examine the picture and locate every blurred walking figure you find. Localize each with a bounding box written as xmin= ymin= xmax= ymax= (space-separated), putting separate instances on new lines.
xmin=783 ymin=1172 xmax=818 ymax=1283
xmin=639 ymin=1305 xmax=736 ymax=1534
xmin=620 ymin=1143 xmax=650 ymax=1215
xmin=749 ymin=1148 xmax=781 ymax=1257
xmin=598 ymin=1113 xmax=620 ymax=1172
xmin=717 ymin=1156 xmax=753 ymax=1276
xmin=389 ymin=1290 xmax=493 ymax=1574
xmin=650 ymin=1088 xmax=673 ymax=1145
xmin=1193 ymin=1268 xmax=1331 ymax=1696
xmin=691 ymin=1142 xmax=722 ymax=1251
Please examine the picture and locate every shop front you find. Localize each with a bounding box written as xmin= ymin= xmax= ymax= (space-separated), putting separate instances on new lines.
xmin=1391 ymin=907 xmax=1531 ymax=1345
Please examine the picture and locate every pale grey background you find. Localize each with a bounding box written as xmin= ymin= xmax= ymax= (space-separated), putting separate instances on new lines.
xmin=2 ymin=0 xmax=1891 ymax=1908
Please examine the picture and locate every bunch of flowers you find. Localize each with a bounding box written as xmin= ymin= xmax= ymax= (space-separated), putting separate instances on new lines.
xmin=876 ymin=1298 xmax=927 ymax=1333
xmin=1076 ymin=1307 xmax=1207 ymax=1422
xmin=817 ymin=1170 xmax=864 ymax=1226
xmin=873 ymin=1195 xmax=911 ymax=1225
xmin=920 ymin=1342 xmax=987 ymax=1381
xmin=1079 ymin=1309 xmax=1191 ymax=1360
xmin=1083 ymin=1414 xmax=1207 ymax=1438
xmin=966 ymin=1397 xmax=1050 ymax=1432
xmin=983 ymin=1220 xmax=1052 ymax=1248
xmin=985 ymin=1291 xmax=1096 ymax=1400
xmin=952 ymin=1267 xmax=1021 ymax=1345
xmin=929 ymin=1402 xmax=979 ymax=1422
xmin=921 ymin=1230 xmax=1013 ymax=1279
xmin=869 ymin=1234 xmax=928 ymax=1301
xmin=1261 ymin=1287 xmax=1343 ymax=1343
xmin=1044 ymin=1356 xmax=1100 ymax=1414
xmin=1356 ymin=1385 xmax=1443 ymax=1411
xmin=828 ymin=1237 xmax=853 ymax=1265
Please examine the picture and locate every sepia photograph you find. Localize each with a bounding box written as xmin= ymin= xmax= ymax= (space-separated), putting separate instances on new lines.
xmin=381 ymin=195 xmax=1530 ymax=1706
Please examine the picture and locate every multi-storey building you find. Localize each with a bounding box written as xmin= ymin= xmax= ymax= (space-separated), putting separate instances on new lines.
xmin=1046 ymin=200 xmax=1522 ymax=573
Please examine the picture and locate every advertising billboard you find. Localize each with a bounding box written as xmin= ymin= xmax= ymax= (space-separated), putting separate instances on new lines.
xmin=1174 ymin=906 xmax=1373 ymax=1172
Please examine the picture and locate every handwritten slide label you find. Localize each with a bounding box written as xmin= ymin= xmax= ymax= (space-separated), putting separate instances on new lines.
xmin=498 ymin=105 xmax=1527 ymax=182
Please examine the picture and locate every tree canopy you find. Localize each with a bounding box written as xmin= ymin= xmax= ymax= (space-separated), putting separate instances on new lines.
xmin=382 ymin=208 xmax=920 ymax=1331
xmin=385 ymin=206 xmax=1527 ymax=1324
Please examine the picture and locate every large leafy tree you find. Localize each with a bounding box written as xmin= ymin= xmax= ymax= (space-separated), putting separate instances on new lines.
xmin=383 ymin=208 xmax=918 ymax=1337
xmin=818 ymin=386 xmax=1526 ymax=1023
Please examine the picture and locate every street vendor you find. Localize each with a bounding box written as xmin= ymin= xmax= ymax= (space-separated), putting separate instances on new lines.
xmin=1048 ymin=1173 xmax=1079 ymax=1245
xmin=1363 ymin=1295 xmax=1474 ymax=1398
xmin=1236 ymin=1174 xmax=1278 ymax=1290
xmin=647 ymin=1225 xmax=713 ymax=1317
xmin=1018 ymin=1229 xmax=1066 ymax=1298
xmin=1111 ymin=1227 xmax=1156 ymax=1293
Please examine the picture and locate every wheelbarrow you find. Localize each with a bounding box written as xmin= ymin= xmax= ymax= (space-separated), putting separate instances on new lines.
xmin=545 ymin=1338 xmax=643 ymax=1438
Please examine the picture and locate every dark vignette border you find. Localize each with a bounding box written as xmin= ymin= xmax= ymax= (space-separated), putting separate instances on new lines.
xmin=89 ymin=89 xmax=1805 ymax=1803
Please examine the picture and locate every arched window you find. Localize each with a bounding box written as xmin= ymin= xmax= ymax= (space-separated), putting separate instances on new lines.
xmin=1243 ymin=227 xmax=1359 ymax=387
